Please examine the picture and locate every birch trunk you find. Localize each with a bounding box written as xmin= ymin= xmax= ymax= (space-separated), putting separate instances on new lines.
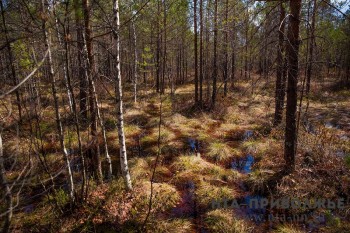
xmin=62 ymin=8 xmax=87 ymax=199
xmin=113 ymin=0 xmax=132 ymax=190
xmin=41 ymin=0 xmax=75 ymax=201
xmin=54 ymin=14 xmax=73 ymax=112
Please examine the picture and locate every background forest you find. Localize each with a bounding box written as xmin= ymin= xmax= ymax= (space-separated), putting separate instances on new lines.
xmin=0 ymin=0 xmax=350 ymax=232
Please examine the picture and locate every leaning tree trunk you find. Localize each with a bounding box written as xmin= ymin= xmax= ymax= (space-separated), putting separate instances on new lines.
xmin=273 ymin=2 xmax=287 ymax=126
xmin=41 ymin=0 xmax=75 ymax=201
xmin=284 ymin=0 xmax=302 ymax=173
xmin=113 ymin=0 xmax=133 ymax=190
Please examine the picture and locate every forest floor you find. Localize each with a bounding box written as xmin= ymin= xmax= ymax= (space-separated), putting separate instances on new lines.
xmin=5 ymin=75 xmax=350 ymax=232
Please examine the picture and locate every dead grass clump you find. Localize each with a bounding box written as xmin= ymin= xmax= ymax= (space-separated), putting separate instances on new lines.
xmin=203 ymin=209 xmax=253 ymax=233
xmin=144 ymin=218 xmax=193 ymax=233
xmin=171 ymin=156 xmax=240 ymax=188
xmin=195 ymin=181 xmax=236 ymax=208
xmin=206 ymin=141 xmax=238 ymax=163
xmin=272 ymin=224 xmax=305 ymax=233
xmin=246 ymin=169 xmax=275 ymax=194
xmin=130 ymin=181 xmax=180 ymax=219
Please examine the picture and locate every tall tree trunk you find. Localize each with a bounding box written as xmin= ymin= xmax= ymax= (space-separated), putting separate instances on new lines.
xmin=156 ymin=0 xmax=161 ymax=92
xmin=132 ymin=17 xmax=138 ymax=103
xmin=194 ymin=0 xmax=198 ymax=104
xmin=0 ymin=1 xmax=22 ymax=123
xmin=211 ymin=0 xmax=218 ymax=108
xmin=161 ymin=0 xmax=167 ymax=94
xmin=205 ymin=0 xmax=211 ymax=102
xmin=244 ymin=1 xmax=249 ymax=80
xmin=113 ymin=0 xmax=133 ymax=190
xmin=223 ymin=0 xmax=228 ymax=96
xmin=74 ymin=0 xmax=88 ymax=122
xmin=305 ymin=0 xmax=317 ymax=112
xmin=274 ymin=2 xmax=287 ymax=126
xmin=54 ymin=12 xmax=73 ymax=112
xmin=231 ymin=5 xmax=236 ymax=89
xmin=62 ymin=9 xmax=87 ymax=199
xmin=41 ymin=0 xmax=75 ymax=201
xmin=199 ymin=0 xmax=203 ymax=106
xmin=284 ymin=0 xmax=302 ymax=173
xmin=82 ymin=0 xmax=102 ymax=183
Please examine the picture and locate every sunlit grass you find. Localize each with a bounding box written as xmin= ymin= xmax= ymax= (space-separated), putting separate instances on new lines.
xmin=204 ymin=209 xmax=253 ymax=233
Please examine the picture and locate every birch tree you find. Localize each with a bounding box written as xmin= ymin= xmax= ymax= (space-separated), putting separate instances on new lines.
xmin=41 ymin=0 xmax=75 ymax=201
xmin=112 ymin=0 xmax=132 ymax=190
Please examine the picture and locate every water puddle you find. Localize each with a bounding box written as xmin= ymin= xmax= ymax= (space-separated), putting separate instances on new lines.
xmin=231 ymin=154 xmax=254 ymax=174
xmin=24 ymin=204 xmax=35 ymax=213
xmin=243 ymin=130 xmax=254 ymax=141
xmin=325 ymin=121 xmax=340 ymax=129
xmin=236 ymin=195 xmax=267 ymax=223
xmin=171 ymin=181 xmax=196 ymax=218
xmin=188 ymin=138 xmax=200 ymax=156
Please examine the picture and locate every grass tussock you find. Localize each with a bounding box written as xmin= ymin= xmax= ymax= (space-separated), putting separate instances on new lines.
xmin=144 ymin=218 xmax=193 ymax=233
xmin=195 ymin=181 xmax=236 ymax=208
xmin=206 ymin=141 xmax=239 ymax=163
xmin=272 ymin=224 xmax=305 ymax=233
xmin=204 ymin=209 xmax=253 ymax=233
xmin=130 ymin=181 xmax=180 ymax=219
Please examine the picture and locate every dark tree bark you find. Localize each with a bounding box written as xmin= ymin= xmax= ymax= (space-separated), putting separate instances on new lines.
xmin=211 ymin=0 xmax=218 ymax=108
xmin=284 ymin=0 xmax=302 ymax=173
xmin=161 ymin=0 xmax=167 ymax=94
xmin=199 ymin=0 xmax=203 ymax=105
xmin=194 ymin=0 xmax=198 ymax=104
xmin=74 ymin=0 xmax=88 ymax=122
xmin=0 ymin=1 xmax=22 ymax=123
xmin=305 ymin=0 xmax=317 ymax=110
xmin=156 ymin=0 xmax=161 ymax=92
xmin=223 ymin=0 xmax=228 ymax=96
xmin=82 ymin=0 xmax=102 ymax=182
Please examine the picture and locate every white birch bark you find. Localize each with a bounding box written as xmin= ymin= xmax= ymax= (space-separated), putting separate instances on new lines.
xmin=113 ymin=0 xmax=132 ymax=190
xmin=41 ymin=0 xmax=75 ymax=201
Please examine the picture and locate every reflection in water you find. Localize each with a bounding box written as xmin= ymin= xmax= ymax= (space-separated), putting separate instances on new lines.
xmin=243 ymin=130 xmax=254 ymax=141
xmin=231 ymin=154 xmax=254 ymax=174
